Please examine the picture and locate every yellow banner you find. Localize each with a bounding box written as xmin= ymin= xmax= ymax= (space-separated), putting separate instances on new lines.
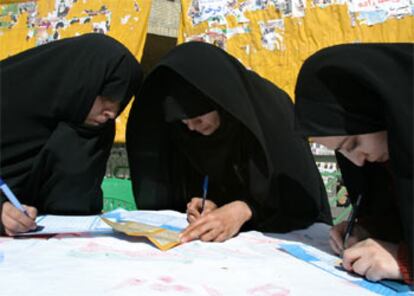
xmin=0 ymin=0 xmax=152 ymax=143
xmin=179 ymin=0 xmax=414 ymax=99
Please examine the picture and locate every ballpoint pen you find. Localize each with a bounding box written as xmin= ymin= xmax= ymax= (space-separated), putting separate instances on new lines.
xmin=0 ymin=177 xmax=43 ymax=232
xmin=0 ymin=177 xmax=28 ymax=215
xmin=342 ymin=193 xmax=363 ymax=252
xmin=200 ymin=176 xmax=209 ymax=214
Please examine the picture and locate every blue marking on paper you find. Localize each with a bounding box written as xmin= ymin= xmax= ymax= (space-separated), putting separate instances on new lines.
xmin=280 ymin=243 xmax=412 ymax=295
xmin=0 ymin=251 xmax=4 ymax=263
xmin=102 ymin=209 xmax=188 ymax=232
xmin=160 ymin=224 xmax=183 ymax=233
xmin=101 ymin=209 xmax=123 ymax=221
xmin=380 ymin=280 xmax=413 ymax=294
xmin=279 ymin=244 xmax=318 ymax=262
xmin=356 ymin=280 xmax=398 ymax=296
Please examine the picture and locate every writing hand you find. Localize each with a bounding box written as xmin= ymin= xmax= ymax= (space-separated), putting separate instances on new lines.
xmin=180 ymin=201 xmax=252 ymax=243
xmin=186 ymin=197 xmax=217 ymax=224
xmin=342 ymin=239 xmax=403 ymax=282
xmin=1 ymin=202 xmax=38 ymax=236
xmin=330 ymin=221 xmax=369 ymax=254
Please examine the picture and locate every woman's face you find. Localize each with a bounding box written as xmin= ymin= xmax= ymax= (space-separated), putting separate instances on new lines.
xmin=182 ymin=111 xmax=221 ymax=136
xmin=312 ymin=131 xmax=389 ymax=167
xmin=84 ymin=95 xmax=120 ymax=126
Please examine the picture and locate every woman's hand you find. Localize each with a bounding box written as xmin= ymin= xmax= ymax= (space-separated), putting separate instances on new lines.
xmin=342 ymin=239 xmax=403 ymax=282
xmin=180 ymin=201 xmax=252 ymax=243
xmin=186 ymin=197 xmax=218 ymax=224
xmin=1 ymin=202 xmax=38 ymax=236
xmin=329 ymin=221 xmax=370 ymax=254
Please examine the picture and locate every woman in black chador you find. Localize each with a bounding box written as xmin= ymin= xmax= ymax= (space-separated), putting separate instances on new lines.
xmin=0 ymin=34 xmax=142 ymax=236
xmin=295 ymin=43 xmax=413 ymax=285
xmin=127 ymin=42 xmax=331 ymax=242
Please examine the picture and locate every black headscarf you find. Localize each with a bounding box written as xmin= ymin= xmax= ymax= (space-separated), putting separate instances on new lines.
xmin=0 ymin=33 xmax=142 ymax=213
xmin=162 ymin=73 xmax=241 ymax=184
xmin=163 ymin=76 xmax=216 ymax=122
xmin=295 ymin=43 xmax=413 ymax=271
xmin=127 ymin=41 xmax=331 ymax=232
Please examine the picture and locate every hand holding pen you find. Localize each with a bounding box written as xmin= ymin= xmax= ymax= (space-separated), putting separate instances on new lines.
xmin=186 ymin=176 xmax=217 ymax=223
xmin=342 ymin=194 xmax=363 ymax=249
xmin=181 ymin=175 xmax=253 ymax=243
xmin=200 ymin=176 xmax=209 ymax=214
xmin=339 ymin=195 xmax=403 ymax=282
xmin=0 ymin=177 xmax=38 ymax=236
xmin=329 ymin=194 xmax=368 ymax=255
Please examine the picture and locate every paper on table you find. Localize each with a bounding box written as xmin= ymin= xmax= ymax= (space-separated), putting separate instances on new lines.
xmin=267 ymin=222 xmax=333 ymax=254
xmin=17 ymin=214 xmax=113 ymax=236
xmin=101 ymin=218 xmax=181 ymax=251
xmin=17 ymin=209 xmax=188 ymax=251
xmin=1 ymin=219 xmax=377 ymax=296
xmin=280 ymin=242 xmax=412 ymax=295
xmin=102 ymin=209 xmax=188 ymax=232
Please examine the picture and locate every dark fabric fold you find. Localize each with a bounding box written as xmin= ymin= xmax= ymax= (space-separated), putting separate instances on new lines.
xmin=127 ymin=41 xmax=332 ymax=232
xmin=295 ymin=43 xmax=413 ymax=284
xmin=0 ymin=33 xmax=143 ymax=233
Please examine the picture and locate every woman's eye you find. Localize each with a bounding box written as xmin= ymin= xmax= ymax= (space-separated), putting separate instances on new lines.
xmin=345 ymin=140 xmax=358 ymax=152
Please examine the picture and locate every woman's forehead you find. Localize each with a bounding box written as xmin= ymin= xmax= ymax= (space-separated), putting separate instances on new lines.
xmin=311 ymin=136 xmax=350 ymax=149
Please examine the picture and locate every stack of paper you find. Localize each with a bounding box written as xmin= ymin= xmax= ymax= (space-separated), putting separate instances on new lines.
xmin=17 ymin=209 xmax=188 ymax=251
xmin=101 ymin=218 xmax=181 ymax=251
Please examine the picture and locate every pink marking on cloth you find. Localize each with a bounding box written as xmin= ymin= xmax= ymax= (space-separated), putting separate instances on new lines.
xmin=203 ymin=285 xmax=223 ymax=296
xmin=159 ymin=276 xmax=174 ymax=283
xmin=150 ymin=283 xmax=192 ymax=293
xmin=126 ymin=278 xmax=145 ymax=286
xmin=77 ymin=243 xmax=182 ymax=258
xmin=112 ymin=277 xmax=146 ymax=290
xmin=248 ymin=284 xmax=290 ymax=296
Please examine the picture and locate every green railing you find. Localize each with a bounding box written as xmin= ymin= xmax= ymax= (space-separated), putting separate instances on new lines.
xmin=102 ymin=177 xmax=137 ymax=212
xmin=102 ymin=146 xmax=352 ymax=224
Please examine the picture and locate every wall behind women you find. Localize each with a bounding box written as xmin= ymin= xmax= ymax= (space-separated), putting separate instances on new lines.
xmin=179 ymin=0 xmax=414 ymax=99
xmin=0 ymin=0 xmax=152 ymax=143
xmin=2 ymin=0 xmax=413 ymax=142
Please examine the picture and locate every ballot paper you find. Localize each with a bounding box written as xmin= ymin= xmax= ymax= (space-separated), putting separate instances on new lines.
xmin=17 ymin=209 xmax=188 ymax=251
xmin=279 ymin=242 xmax=413 ymax=294
xmin=101 ymin=209 xmax=188 ymax=251
xmin=102 ymin=218 xmax=181 ymax=251
xmin=2 ymin=222 xmax=381 ymax=295
xmin=18 ymin=214 xmax=112 ymax=236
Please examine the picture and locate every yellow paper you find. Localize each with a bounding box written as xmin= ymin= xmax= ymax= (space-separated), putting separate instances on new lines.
xmin=101 ymin=217 xmax=181 ymax=251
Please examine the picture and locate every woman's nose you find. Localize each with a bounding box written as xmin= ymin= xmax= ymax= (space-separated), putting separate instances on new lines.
xmin=185 ymin=119 xmax=200 ymax=131
xmin=350 ymin=151 xmax=366 ymax=167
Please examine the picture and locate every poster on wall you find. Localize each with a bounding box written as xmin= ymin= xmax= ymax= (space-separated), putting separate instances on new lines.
xmin=0 ymin=0 xmax=152 ymax=143
xmin=180 ymin=0 xmax=414 ymax=98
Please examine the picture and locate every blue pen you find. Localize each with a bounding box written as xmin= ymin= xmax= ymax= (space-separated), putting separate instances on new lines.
xmin=0 ymin=177 xmax=28 ymax=215
xmin=0 ymin=177 xmax=42 ymax=233
xmin=343 ymin=194 xmax=363 ymax=251
xmin=201 ymin=176 xmax=209 ymax=213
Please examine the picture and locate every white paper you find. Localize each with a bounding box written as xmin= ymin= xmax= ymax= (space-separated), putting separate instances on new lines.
xmin=17 ymin=214 xmax=112 ymax=236
xmin=0 ymin=216 xmax=378 ymax=296
xmin=104 ymin=209 xmax=188 ymax=232
xmin=17 ymin=209 xmax=189 ymax=236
